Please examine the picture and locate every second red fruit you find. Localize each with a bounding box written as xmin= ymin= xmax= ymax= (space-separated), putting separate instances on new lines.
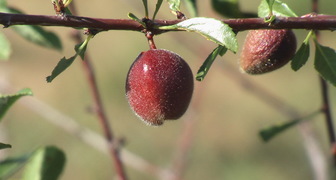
xmin=126 ymin=49 xmax=194 ymax=126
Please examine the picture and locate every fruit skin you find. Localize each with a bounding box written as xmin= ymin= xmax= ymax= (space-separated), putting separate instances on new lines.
xmin=240 ymin=29 xmax=297 ymax=74
xmin=126 ymin=49 xmax=194 ymax=126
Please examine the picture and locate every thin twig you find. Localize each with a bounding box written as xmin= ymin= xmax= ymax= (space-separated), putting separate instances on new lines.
xmin=2 ymin=13 xmax=336 ymax=32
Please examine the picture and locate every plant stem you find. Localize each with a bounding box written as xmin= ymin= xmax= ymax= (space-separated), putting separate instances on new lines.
xmin=68 ymin=4 xmax=128 ymax=180
xmin=2 ymin=13 xmax=336 ymax=32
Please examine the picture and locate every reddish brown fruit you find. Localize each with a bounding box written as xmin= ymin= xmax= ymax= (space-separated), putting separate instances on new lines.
xmin=126 ymin=49 xmax=194 ymax=126
xmin=240 ymin=29 xmax=297 ymax=74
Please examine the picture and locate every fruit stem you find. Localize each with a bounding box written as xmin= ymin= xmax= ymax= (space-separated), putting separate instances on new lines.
xmin=146 ymin=31 xmax=157 ymax=49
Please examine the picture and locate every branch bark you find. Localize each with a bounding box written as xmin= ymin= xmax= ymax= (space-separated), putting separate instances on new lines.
xmin=1 ymin=13 xmax=336 ymax=33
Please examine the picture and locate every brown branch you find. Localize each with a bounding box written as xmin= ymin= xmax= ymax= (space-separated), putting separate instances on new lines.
xmin=2 ymin=13 xmax=336 ymax=33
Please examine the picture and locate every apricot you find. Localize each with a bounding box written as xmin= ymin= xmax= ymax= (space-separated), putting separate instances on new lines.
xmin=126 ymin=49 xmax=194 ymax=126
xmin=240 ymin=29 xmax=297 ymax=74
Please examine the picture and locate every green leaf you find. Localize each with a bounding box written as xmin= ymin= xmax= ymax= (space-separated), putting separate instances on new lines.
xmin=22 ymin=146 xmax=66 ymax=180
xmin=0 ymin=88 xmax=33 ymax=121
xmin=258 ymin=0 xmax=298 ymax=18
xmin=0 ymin=142 xmax=11 ymax=150
xmin=314 ymin=42 xmax=336 ymax=86
xmin=167 ymin=0 xmax=181 ymax=12
xmin=183 ymin=0 xmax=197 ymax=17
xmin=212 ymin=0 xmax=241 ymax=18
xmin=46 ymin=55 xmax=77 ymax=83
xmin=196 ymin=45 xmax=227 ymax=81
xmin=0 ymin=32 xmax=11 ymax=60
xmin=160 ymin=17 xmax=238 ymax=52
xmin=128 ymin=13 xmax=146 ymax=27
xmin=0 ymin=154 xmax=31 ymax=179
xmin=142 ymin=0 xmax=149 ymax=17
xmin=46 ymin=37 xmax=90 ymax=82
xmin=153 ymin=0 xmax=164 ymax=20
xmin=4 ymin=8 xmax=62 ymax=51
xmin=259 ymin=110 xmax=320 ymax=142
xmin=291 ymin=41 xmax=310 ymax=71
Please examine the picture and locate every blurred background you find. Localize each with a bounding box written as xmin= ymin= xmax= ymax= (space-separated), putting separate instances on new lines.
xmin=1 ymin=0 xmax=336 ymax=179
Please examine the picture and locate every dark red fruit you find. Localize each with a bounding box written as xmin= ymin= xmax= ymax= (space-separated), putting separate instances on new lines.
xmin=240 ymin=29 xmax=297 ymax=74
xmin=126 ymin=49 xmax=194 ymax=126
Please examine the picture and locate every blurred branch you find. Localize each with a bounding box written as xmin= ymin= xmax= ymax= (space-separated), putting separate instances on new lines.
xmin=2 ymin=13 xmax=336 ymax=32
xmin=67 ymin=3 xmax=128 ymax=179
xmin=0 ymin=77 xmax=172 ymax=179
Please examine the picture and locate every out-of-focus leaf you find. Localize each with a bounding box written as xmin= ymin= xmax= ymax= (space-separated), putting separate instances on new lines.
xmin=167 ymin=0 xmax=181 ymax=12
xmin=0 ymin=88 xmax=33 ymax=121
xmin=314 ymin=42 xmax=336 ymax=86
xmin=0 ymin=142 xmax=11 ymax=150
xmin=291 ymin=41 xmax=310 ymax=71
xmin=1 ymin=7 xmax=62 ymax=51
xmin=183 ymin=0 xmax=197 ymax=17
xmin=211 ymin=0 xmax=256 ymax=18
xmin=196 ymin=45 xmax=227 ymax=81
xmin=22 ymin=146 xmax=66 ymax=180
xmin=153 ymin=0 xmax=164 ymax=20
xmin=0 ymin=32 xmax=11 ymax=60
xmin=0 ymin=154 xmax=31 ymax=179
xmin=258 ymin=0 xmax=297 ymax=18
xmin=46 ymin=38 xmax=90 ymax=82
xmin=160 ymin=17 xmax=237 ymax=52
xmin=260 ymin=110 xmax=320 ymax=142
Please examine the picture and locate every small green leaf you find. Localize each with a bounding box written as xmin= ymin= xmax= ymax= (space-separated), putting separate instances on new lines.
xmin=46 ymin=37 xmax=91 ymax=82
xmin=128 ymin=13 xmax=146 ymax=27
xmin=153 ymin=0 xmax=164 ymax=20
xmin=196 ymin=45 xmax=227 ymax=81
xmin=258 ymin=0 xmax=298 ymax=18
xmin=167 ymin=0 xmax=181 ymax=12
xmin=160 ymin=17 xmax=238 ymax=52
xmin=0 ymin=32 xmax=11 ymax=60
xmin=142 ymin=0 xmax=149 ymax=17
xmin=314 ymin=42 xmax=336 ymax=86
xmin=22 ymin=146 xmax=66 ymax=180
xmin=291 ymin=38 xmax=310 ymax=71
xmin=0 ymin=142 xmax=11 ymax=150
xmin=260 ymin=110 xmax=320 ymax=142
xmin=46 ymin=55 xmax=76 ymax=83
xmin=0 ymin=153 xmax=31 ymax=179
xmin=0 ymin=88 xmax=33 ymax=121
xmin=183 ymin=0 xmax=197 ymax=17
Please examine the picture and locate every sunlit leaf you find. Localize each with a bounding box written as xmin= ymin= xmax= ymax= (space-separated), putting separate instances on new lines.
xmin=0 ymin=142 xmax=11 ymax=150
xmin=314 ymin=42 xmax=336 ymax=86
xmin=167 ymin=0 xmax=181 ymax=12
xmin=0 ymin=154 xmax=31 ymax=179
xmin=196 ymin=45 xmax=227 ymax=81
xmin=160 ymin=17 xmax=238 ymax=52
xmin=0 ymin=32 xmax=11 ymax=60
xmin=0 ymin=88 xmax=33 ymax=121
xmin=22 ymin=146 xmax=66 ymax=180
xmin=183 ymin=0 xmax=197 ymax=17
xmin=260 ymin=110 xmax=320 ymax=142
xmin=258 ymin=0 xmax=297 ymax=18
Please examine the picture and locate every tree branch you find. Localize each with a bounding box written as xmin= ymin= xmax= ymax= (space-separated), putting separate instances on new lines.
xmin=1 ymin=13 xmax=336 ymax=33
